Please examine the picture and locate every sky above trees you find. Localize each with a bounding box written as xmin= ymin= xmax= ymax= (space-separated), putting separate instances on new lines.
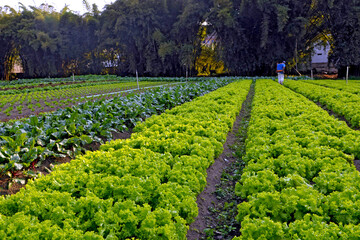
xmin=1 ymin=0 xmax=112 ymax=14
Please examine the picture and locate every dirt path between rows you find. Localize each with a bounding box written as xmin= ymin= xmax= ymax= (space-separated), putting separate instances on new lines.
xmin=187 ymin=81 xmax=255 ymax=239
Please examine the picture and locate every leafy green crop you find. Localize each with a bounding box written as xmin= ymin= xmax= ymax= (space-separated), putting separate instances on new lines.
xmin=304 ymin=80 xmax=360 ymax=95
xmin=0 ymin=78 xmax=238 ymax=175
xmin=0 ymin=80 xmax=252 ymax=239
xmin=285 ymin=80 xmax=360 ymax=127
xmin=233 ymin=80 xmax=360 ymax=239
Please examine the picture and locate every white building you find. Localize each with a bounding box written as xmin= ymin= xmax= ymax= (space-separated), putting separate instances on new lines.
xmin=311 ymin=43 xmax=337 ymax=73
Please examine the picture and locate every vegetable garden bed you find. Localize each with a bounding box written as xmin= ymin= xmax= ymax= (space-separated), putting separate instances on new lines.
xmin=0 ymin=81 xmax=168 ymax=122
xmin=303 ymin=80 xmax=360 ymax=95
xmin=0 ymin=80 xmax=251 ymax=239
xmin=285 ymin=80 xmax=360 ymax=128
xmin=233 ymin=79 xmax=360 ymax=239
xmin=0 ymin=78 xmax=235 ymax=195
xmin=2 ymin=78 xmax=360 ymax=239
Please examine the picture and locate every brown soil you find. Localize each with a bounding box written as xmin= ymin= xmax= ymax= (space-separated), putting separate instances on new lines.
xmin=0 ymin=99 xmax=98 ymax=122
xmin=314 ymin=73 xmax=338 ymax=79
xmin=0 ymin=130 xmax=133 ymax=196
xmin=354 ymin=160 xmax=360 ymax=172
xmin=187 ymin=83 xmax=254 ymax=239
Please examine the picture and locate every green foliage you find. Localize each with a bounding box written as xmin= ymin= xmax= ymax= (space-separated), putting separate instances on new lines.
xmin=0 ymin=78 xmax=234 ymax=174
xmin=0 ymin=80 xmax=252 ymax=238
xmin=2 ymin=0 xmax=360 ymax=78
xmin=320 ymin=0 xmax=360 ymax=73
xmin=286 ymin=80 xmax=360 ymax=128
xmin=209 ymin=0 xmax=313 ymax=75
xmin=233 ymin=80 xmax=360 ymax=238
xmin=235 ymin=216 xmax=286 ymax=240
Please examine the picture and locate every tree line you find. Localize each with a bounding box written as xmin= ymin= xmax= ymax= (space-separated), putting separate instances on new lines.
xmin=1 ymin=0 xmax=359 ymax=80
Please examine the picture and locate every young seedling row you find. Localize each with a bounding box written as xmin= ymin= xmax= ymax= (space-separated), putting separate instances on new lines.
xmin=0 ymin=81 xmax=169 ymax=120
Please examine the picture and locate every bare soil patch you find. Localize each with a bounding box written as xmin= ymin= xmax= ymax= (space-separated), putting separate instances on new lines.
xmin=0 ymin=83 xmax=169 ymax=122
xmin=314 ymin=73 xmax=338 ymax=79
xmin=354 ymin=160 xmax=360 ymax=172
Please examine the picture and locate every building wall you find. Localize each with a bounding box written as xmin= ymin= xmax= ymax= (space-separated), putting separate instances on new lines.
xmin=311 ymin=43 xmax=337 ymax=73
xmin=312 ymin=44 xmax=329 ymax=63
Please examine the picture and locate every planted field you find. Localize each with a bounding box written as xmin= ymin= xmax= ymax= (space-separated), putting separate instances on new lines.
xmin=0 ymin=81 xmax=168 ymax=121
xmin=0 ymin=75 xmax=208 ymax=90
xmin=0 ymin=80 xmax=252 ymax=238
xmin=303 ymin=80 xmax=360 ymax=95
xmin=2 ymin=78 xmax=360 ymax=239
xmin=0 ymin=78 xmax=234 ymax=190
xmin=285 ymin=80 xmax=360 ymax=128
xmin=234 ymin=80 xmax=360 ymax=239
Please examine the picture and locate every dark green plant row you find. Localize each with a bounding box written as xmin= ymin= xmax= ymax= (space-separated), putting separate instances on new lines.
xmin=0 ymin=78 xmax=237 ymax=175
xmin=0 ymin=79 xmax=166 ymax=95
xmin=0 ymin=81 xmax=162 ymax=99
xmin=302 ymin=80 xmax=360 ymax=95
xmin=0 ymin=75 xmax=226 ymax=89
xmin=0 ymin=75 xmax=120 ymax=88
xmin=0 ymin=80 xmax=252 ymax=239
xmin=0 ymin=82 xmax=168 ymax=119
xmin=285 ymin=80 xmax=360 ymax=127
xmin=233 ymin=80 xmax=360 ymax=239
xmin=0 ymin=75 xmax=308 ymax=90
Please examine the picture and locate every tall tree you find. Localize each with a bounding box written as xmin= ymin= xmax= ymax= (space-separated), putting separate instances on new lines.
xmin=209 ymin=0 xmax=313 ymax=76
xmin=0 ymin=6 xmax=21 ymax=80
xmin=99 ymin=0 xmax=210 ymax=76
xmin=13 ymin=5 xmax=63 ymax=77
xmin=326 ymin=0 xmax=360 ymax=76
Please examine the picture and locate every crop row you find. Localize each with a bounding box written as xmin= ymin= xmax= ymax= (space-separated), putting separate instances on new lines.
xmin=0 ymin=76 xmax=196 ymax=94
xmin=303 ymin=80 xmax=360 ymax=95
xmin=0 ymin=75 xmax=219 ymax=89
xmin=0 ymin=79 xmax=144 ymax=95
xmin=0 ymin=81 xmax=163 ymax=104
xmin=0 ymin=75 xmax=121 ymax=88
xmin=285 ymin=80 xmax=360 ymax=128
xmin=0 ymin=78 xmax=237 ymax=175
xmin=0 ymin=80 xmax=252 ymax=239
xmin=234 ymin=80 xmax=360 ymax=239
xmin=0 ymin=81 xmax=166 ymax=118
xmin=0 ymin=75 xmax=137 ymax=88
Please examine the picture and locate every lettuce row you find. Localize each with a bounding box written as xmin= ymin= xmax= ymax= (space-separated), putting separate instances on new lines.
xmin=0 ymin=80 xmax=252 ymax=239
xmin=285 ymin=80 xmax=360 ymax=127
xmin=303 ymin=80 xmax=360 ymax=95
xmin=234 ymin=80 xmax=360 ymax=239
